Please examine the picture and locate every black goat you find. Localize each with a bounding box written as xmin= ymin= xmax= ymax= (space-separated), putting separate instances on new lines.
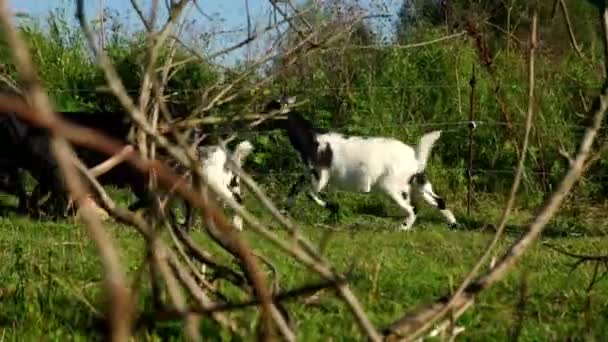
xmin=0 ymin=111 xmax=69 ymax=214
xmin=0 ymin=109 xmax=150 ymax=218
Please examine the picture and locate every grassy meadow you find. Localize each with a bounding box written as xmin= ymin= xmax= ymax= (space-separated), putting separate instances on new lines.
xmin=0 ymin=184 xmax=606 ymax=341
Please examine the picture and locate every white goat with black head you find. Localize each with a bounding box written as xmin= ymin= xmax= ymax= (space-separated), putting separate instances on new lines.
xmin=195 ymin=136 xmax=254 ymax=231
xmin=267 ymin=96 xmax=457 ymax=230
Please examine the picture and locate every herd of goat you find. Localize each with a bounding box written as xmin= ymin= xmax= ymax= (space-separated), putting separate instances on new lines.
xmin=0 ymin=95 xmax=458 ymax=231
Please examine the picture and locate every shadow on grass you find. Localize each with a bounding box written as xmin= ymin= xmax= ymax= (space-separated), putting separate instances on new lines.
xmin=455 ymin=215 xmax=598 ymax=239
xmin=321 ymin=202 xmax=601 ymax=239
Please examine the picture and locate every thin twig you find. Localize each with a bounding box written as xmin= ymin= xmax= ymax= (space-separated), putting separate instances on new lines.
xmin=72 ymin=156 xmax=239 ymax=335
xmin=426 ymin=10 xmax=537 ymax=335
xmin=559 ymin=0 xmax=584 ymax=58
xmin=325 ymin=30 xmax=466 ymax=50
xmin=152 ymin=239 xmax=203 ymax=342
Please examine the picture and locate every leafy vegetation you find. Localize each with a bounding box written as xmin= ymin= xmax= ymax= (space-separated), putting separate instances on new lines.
xmin=2 ymin=1 xmax=606 ymax=205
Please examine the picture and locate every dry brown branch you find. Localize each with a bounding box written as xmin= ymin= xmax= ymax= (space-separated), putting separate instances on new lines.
xmin=483 ymin=19 xmax=524 ymax=46
xmin=171 ymin=225 xmax=248 ymax=286
xmin=77 ymin=2 xmax=287 ymax=337
xmin=136 ymin=0 xmax=190 ymax=161
xmin=129 ymin=0 xmax=153 ymax=32
xmin=0 ymin=2 xmax=134 ymax=341
xmin=71 ymin=155 xmax=240 ymax=336
xmin=172 ymin=216 xmax=294 ymax=340
xmin=68 ymin=146 xmax=134 ymax=218
xmin=409 ymin=11 xmax=538 ymax=339
xmin=544 ymin=244 xmax=608 ymax=264
xmin=165 ymin=248 xmax=239 ymax=333
xmin=151 ymin=239 xmax=203 ymax=342
xmin=165 ymin=222 xmax=226 ymax=298
xmin=138 ymin=0 xmax=190 ymax=115
xmin=220 ymin=146 xmax=381 ymax=341
xmin=198 ymin=189 xmax=293 ymax=342
xmin=189 ymin=11 xmax=365 ymax=117
xmin=558 ymin=142 xmax=575 ymax=168
xmin=17 ymin=1 xmax=378 ymax=338
xmin=0 ymin=90 xmax=380 ymax=340
xmin=285 ymin=0 xmax=313 ymax=31
xmin=163 ymin=99 xmax=308 ymax=132
xmin=53 ymin=8 xmax=287 ymax=333
xmin=543 ymin=243 xmax=608 ymax=293
xmin=144 ymin=17 xmax=186 ymax=215
xmin=89 ymin=145 xmax=135 ymax=177
xmin=558 ymin=0 xmax=584 ymax=58
xmin=184 ymin=281 xmax=344 ymax=316
xmin=205 ymin=7 xmax=315 ymax=61
xmin=269 ymin=0 xmax=313 ymax=44
xmin=162 ymin=7 xmax=312 ymax=75
xmin=383 ymin=4 xmax=608 ymax=340
xmin=324 ymin=30 xmax=465 ymax=50
xmin=0 ymin=72 xmax=24 ymax=97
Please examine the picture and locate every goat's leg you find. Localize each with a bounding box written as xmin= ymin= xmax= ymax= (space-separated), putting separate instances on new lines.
xmin=308 ymin=168 xmax=340 ymax=221
xmin=284 ymin=174 xmax=307 ymax=212
xmin=385 ymin=187 xmax=417 ymax=231
xmin=414 ymin=176 xmax=457 ymax=228
xmin=30 ymin=180 xmax=64 ymax=218
xmin=305 ymin=190 xmax=340 ymax=222
xmin=230 ymin=180 xmax=244 ymax=231
xmin=28 ymin=183 xmax=44 ymax=213
xmin=8 ymin=170 xmax=29 ymax=213
xmin=129 ymin=178 xmax=152 ymax=213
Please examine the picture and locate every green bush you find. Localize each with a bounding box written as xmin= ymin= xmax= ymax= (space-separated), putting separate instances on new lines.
xmin=1 ymin=2 xmax=606 ymax=207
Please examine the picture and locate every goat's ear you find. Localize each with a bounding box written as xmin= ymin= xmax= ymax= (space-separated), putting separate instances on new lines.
xmin=263 ymin=99 xmax=281 ymax=113
xmin=278 ymin=95 xmax=296 ymax=114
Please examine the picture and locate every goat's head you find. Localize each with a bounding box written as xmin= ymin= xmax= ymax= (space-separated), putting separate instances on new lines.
xmin=263 ymin=95 xmax=296 ymax=114
xmin=232 ymin=140 xmax=254 ymax=167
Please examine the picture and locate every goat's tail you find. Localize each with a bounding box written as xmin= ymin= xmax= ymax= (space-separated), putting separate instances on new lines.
xmin=415 ymin=130 xmax=441 ymax=172
xmin=232 ymin=140 xmax=254 ymax=167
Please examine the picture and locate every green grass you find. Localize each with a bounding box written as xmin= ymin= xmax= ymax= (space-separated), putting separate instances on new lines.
xmin=0 ymin=187 xmax=607 ymax=341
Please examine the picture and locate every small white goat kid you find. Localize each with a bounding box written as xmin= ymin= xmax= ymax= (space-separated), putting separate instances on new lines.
xmin=275 ymin=99 xmax=457 ymax=230
xmin=198 ymin=140 xmax=254 ymax=230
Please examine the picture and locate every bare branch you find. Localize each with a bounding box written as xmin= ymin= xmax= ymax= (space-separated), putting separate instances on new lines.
xmin=544 ymin=243 xmax=608 ymax=292
xmin=558 ymin=0 xmax=584 ymax=58
xmin=152 ymin=240 xmax=203 ymax=342
xmin=325 ymin=30 xmax=465 ymax=51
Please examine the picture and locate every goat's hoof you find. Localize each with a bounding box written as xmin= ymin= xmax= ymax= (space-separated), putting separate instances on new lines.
xmin=232 ymin=217 xmax=244 ymax=231
xmin=327 ymin=213 xmax=341 ymax=224
xmin=448 ymin=222 xmax=459 ymax=229
xmin=399 ymin=224 xmax=413 ymax=231
xmin=326 ymin=202 xmax=339 ymax=212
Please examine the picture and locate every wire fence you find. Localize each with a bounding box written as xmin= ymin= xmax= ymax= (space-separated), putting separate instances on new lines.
xmin=214 ymin=98 xmax=606 ymax=215
xmin=246 ymin=165 xmax=608 ymax=180
xmin=232 ymin=119 xmax=607 ymax=181
xmin=43 ymin=83 xmax=600 ymax=93
xmin=41 ymin=76 xmax=606 ymax=206
xmin=230 ymin=120 xmax=597 ymax=134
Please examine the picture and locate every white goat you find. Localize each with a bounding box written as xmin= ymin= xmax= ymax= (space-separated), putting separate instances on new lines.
xmin=271 ymin=97 xmax=457 ymax=230
xmin=197 ymin=140 xmax=254 ymax=230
